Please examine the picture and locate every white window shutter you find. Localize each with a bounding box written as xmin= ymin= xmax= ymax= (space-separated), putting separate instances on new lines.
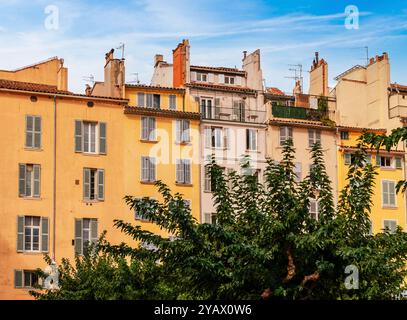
xmin=235 ymin=76 xmax=242 ymax=86
xmin=223 ymin=128 xmax=230 ymax=149
xmin=175 ymin=120 xmax=181 ymax=142
xmin=208 ymin=73 xmax=214 ymax=83
xmin=190 ymin=71 xmax=197 ymax=82
xmin=218 ymin=74 xmax=225 ymax=84
xmin=41 ymin=217 xmax=49 ymax=252
xmin=204 ymin=127 xmax=211 ymax=148
xmin=184 ymin=160 xmax=191 ymax=184
xmin=183 ymin=120 xmax=190 ymax=142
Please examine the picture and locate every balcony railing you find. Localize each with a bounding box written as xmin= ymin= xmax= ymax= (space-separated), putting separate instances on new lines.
xmin=201 ymin=105 xmax=266 ymax=123
xmin=271 ymin=104 xmax=334 ymax=121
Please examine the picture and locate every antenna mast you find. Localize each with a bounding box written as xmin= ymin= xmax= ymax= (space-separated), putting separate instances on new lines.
xmin=285 ymin=64 xmax=303 ymax=93
xmin=116 ymin=43 xmax=125 ymax=60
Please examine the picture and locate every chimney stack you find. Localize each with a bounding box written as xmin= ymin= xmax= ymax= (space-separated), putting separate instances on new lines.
xmin=154 ymin=54 xmax=164 ymax=67
xmin=172 ymin=39 xmax=190 ymax=87
xmin=243 ymin=51 xmax=247 ymax=60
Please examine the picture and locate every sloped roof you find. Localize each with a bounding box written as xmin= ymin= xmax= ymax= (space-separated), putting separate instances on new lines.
xmin=190 ymin=65 xmax=246 ymax=76
xmin=186 ymin=82 xmax=257 ymax=95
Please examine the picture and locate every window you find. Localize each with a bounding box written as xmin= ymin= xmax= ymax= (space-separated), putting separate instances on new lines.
xmin=197 ymin=73 xmax=208 ymax=82
xmin=201 ymin=98 xmax=213 ymax=118
xmin=395 ymin=157 xmax=403 ymax=169
xmin=169 ymin=95 xmax=177 ymax=110
xmin=294 ymin=162 xmax=302 ymax=182
xmin=75 ymin=120 xmax=106 ymax=154
xmin=309 ymin=200 xmax=319 ymax=220
xmin=203 ymin=213 xmax=217 ymax=224
xmin=25 ymin=115 xmax=41 ymax=149
xmin=340 ymin=131 xmax=349 ymax=140
xmin=382 ymin=180 xmax=396 ymax=207
xmin=176 ymin=159 xmax=191 ymax=184
xmin=74 ymin=218 xmax=98 ymax=256
xmin=279 ymin=126 xmax=293 ymax=146
xmin=376 ymin=156 xmax=392 ymax=168
xmin=204 ymin=127 xmax=229 ymax=149
xmin=153 ymin=94 xmax=161 ymax=108
xmin=17 ymin=216 xmax=48 ymax=253
xmin=136 ymin=93 xmax=160 ymax=108
xmin=246 ymin=129 xmax=257 ymax=151
xmin=204 ymin=166 xmax=212 ymax=192
xmin=232 ymin=100 xmax=245 ymax=122
xmin=308 ymin=129 xmax=321 ymax=147
xmin=175 ymin=119 xmax=190 ymax=143
xmin=14 ymin=270 xmax=39 ymax=289
xmin=141 ymin=157 xmax=156 ymax=182
xmin=19 ymin=164 xmax=40 ymax=198
xmin=224 ymin=76 xmax=235 ymax=84
xmin=134 ymin=197 xmax=155 ymax=221
xmin=83 ymin=168 xmax=104 ymax=201
xmin=137 ymin=93 xmax=145 ymax=106
xmin=141 ymin=117 xmax=156 ymax=141
xmin=383 ymin=220 xmax=397 ymax=234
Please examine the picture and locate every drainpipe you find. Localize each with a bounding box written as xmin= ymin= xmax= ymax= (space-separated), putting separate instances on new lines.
xmin=334 ymin=126 xmax=339 ymax=208
xmin=52 ymin=95 xmax=57 ymax=261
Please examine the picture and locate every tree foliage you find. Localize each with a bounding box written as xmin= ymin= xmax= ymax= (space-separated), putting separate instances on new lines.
xmin=33 ymin=141 xmax=407 ymax=300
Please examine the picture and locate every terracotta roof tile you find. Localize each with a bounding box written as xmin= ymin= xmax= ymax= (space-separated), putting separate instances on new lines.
xmin=390 ymin=83 xmax=407 ymax=92
xmin=266 ymin=87 xmax=285 ymax=95
xmin=186 ymin=82 xmax=257 ymax=95
xmin=125 ymin=83 xmax=185 ymax=92
xmin=124 ymin=106 xmax=201 ymax=120
xmin=190 ymin=65 xmax=246 ymax=75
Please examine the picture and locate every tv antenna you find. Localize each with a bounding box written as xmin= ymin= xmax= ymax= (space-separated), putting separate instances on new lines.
xmin=128 ymin=73 xmax=140 ymax=84
xmin=82 ymin=74 xmax=94 ymax=86
xmin=116 ymin=43 xmax=125 ymax=60
xmin=285 ymin=64 xmax=303 ymax=93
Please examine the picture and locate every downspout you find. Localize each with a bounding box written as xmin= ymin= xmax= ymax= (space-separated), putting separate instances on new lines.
xmin=52 ymin=95 xmax=57 ymax=261
xmin=334 ymin=126 xmax=339 ymax=208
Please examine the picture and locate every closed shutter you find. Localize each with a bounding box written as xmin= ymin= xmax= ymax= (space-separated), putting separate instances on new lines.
xmin=99 ymin=122 xmax=106 ymax=154
xmin=388 ymin=181 xmax=396 ymax=206
xmin=176 ymin=159 xmax=183 ymax=183
xmin=26 ymin=116 xmax=33 ymax=148
xmin=149 ymin=157 xmax=156 ymax=181
xmin=83 ymin=168 xmax=91 ymax=200
xmin=74 ymin=219 xmax=83 ymax=255
xmin=33 ymin=165 xmax=40 ymax=198
xmin=14 ymin=270 xmax=23 ymax=288
xmin=17 ymin=216 xmax=24 ymax=252
xmin=146 ymin=94 xmax=153 ymax=108
xmin=308 ymin=129 xmax=314 ymax=147
xmin=141 ymin=117 xmax=149 ymax=140
xmin=190 ymin=71 xmax=197 ymax=82
xmin=137 ymin=93 xmax=145 ymax=106
xmin=204 ymin=127 xmax=211 ymax=148
xmin=175 ymin=120 xmax=181 ymax=142
xmin=34 ymin=116 xmax=41 ymax=148
xmin=149 ymin=117 xmax=156 ymax=140
xmin=183 ymin=120 xmax=190 ymax=142
xmin=41 ymin=217 xmax=49 ymax=252
xmin=294 ymin=163 xmax=302 ymax=182
xmin=316 ymin=130 xmax=321 ymax=144
xmin=279 ymin=127 xmax=286 ymax=146
xmin=235 ymin=76 xmax=242 ymax=86
xmin=184 ymin=160 xmax=191 ymax=184
xmin=204 ymin=167 xmax=211 ymax=192
xmin=90 ymin=219 xmax=98 ymax=245
xmin=218 ymin=74 xmax=225 ymax=84
xmin=97 ymin=170 xmax=104 ymax=200
xmin=75 ymin=120 xmax=83 ymax=152
xmin=395 ymin=157 xmax=402 ymax=169
xmin=208 ymin=73 xmax=214 ymax=83
xmin=19 ymin=164 xmax=26 ymax=197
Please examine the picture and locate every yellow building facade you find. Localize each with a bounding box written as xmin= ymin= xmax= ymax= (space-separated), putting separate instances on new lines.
xmin=0 ymin=53 xmax=201 ymax=299
xmin=337 ymin=127 xmax=406 ymax=234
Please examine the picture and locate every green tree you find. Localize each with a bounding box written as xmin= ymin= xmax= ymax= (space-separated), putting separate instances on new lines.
xmin=33 ymin=141 xmax=407 ymax=300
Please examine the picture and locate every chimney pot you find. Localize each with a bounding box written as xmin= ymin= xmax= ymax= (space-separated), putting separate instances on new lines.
xmin=243 ymin=51 xmax=247 ymax=60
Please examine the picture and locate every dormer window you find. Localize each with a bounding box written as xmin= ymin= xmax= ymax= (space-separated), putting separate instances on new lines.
xmin=196 ymin=73 xmax=208 ymax=82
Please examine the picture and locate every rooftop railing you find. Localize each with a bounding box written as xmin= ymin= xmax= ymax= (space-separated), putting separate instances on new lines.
xmin=201 ymin=105 xmax=266 ymax=123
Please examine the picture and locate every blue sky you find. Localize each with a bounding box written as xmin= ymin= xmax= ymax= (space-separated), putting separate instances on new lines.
xmin=0 ymin=0 xmax=406 ymax=93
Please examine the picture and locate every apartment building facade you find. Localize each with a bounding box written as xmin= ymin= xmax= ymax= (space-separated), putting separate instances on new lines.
xmin=151 ymin=40 xmax=267 ymax=223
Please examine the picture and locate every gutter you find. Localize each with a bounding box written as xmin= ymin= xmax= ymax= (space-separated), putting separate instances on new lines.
xmin=52 ymin=95 xmax=57 ymax=261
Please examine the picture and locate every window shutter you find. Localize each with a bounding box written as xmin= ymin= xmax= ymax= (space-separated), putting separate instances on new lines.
xmin=176 ymin=159 xmax=183 ymax=183
xmin=288 ymin=127 xmax=293 ymax=140
xmin=83 ymin=168 xmax=90 ymax=200
xmin=184 ymin=160 xmax=191 ymax=184
xmin=41 ymin=217 xmax=49 ymax=252
xmin=75 ymin=120 xmax=83 ymax=152
xmin=375 ymin=155 xmax=381 ymax=166
xmin=308 ymin=129 xmax=314 ymax=147
xmin=395 ymin=157 xmax=402 ymax=169
xmin=99 ymin=122 xmax=107 ymax=154
xmin=33 ymin=165 xmax=40 ymax=198
xmin=149 ymin=117 xmax=156 ymax=140
xmin=74 ymin=219 xmax=83 ymax=255
xmin=214 ymin=98 xmax=220 ymax=119
xmin=224 ymin=128 xmax=230 ymax=149
xmin=190 ymin=71 xmax=197 ymax=82
xmin=146 ymin=94 xmax=153 ymax=108
xmin=90 ymin=219 xmax=98 ymax=245
xmin=97 ymin=170 xmax=105 ymax=201
xmin=175 ymin=120 xmax=181 ymax=142
xmin=382 ymin=181 xmax=389 ymax=205
xmin=141 ymin=117 xmax=148 ymax=140
xmin=17 ymin=216 xmax=24 ymax=252
xmin=204 ymin=127 xmax=211 ymax=148
xmin=149 ymin=157 xmax=156 ymax=181
xmin=218 ymin=74 xmax=225 ymax=84
xmin=235 ymin=76 xmax=242 ymax=86
xmin=19 ymin=164 xmax=26 ymax=197
xmin=246 ymin=129 xmax=250 ymax=150
xmin=137 ymin=93 xmax=145 ymax=106
xmin=34 ymin=116 xmax=41 ymax=148
xmin=208 ymin=73 xmax=214 ymax=83
xmin=26 ymin=116 xmax=33 ymax=148
xmin=183 ymin=120 xmax=190 ymax=142
xmin=141 ymin=157 xmax=148 ymax=181
xmin=14 ymin=270 xmax=23 ymax=288
xmin=279 ymin=127 xmax=286 ymax=146
xmin=389 ymin=181 xmax=396 ymax=206
xmin=204 ymin=213 xmax=212 ymax=224
xmin=316 ymin=130 xmax=321 ymax=144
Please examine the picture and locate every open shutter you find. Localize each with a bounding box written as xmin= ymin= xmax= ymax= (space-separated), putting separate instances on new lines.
xmin=33 ymin=165 xmax=40 ymax=198
xmin=235 ymin=76 xmax=242 ymax=86
xmin=141 ymin=117 xmax=149 ymax=140
xmin=19 ymin=164 xmax=26 ymax=197
xmin=223 ymin=128 xmax=230 ymax=149
xmin=190 ymin=71 xmax=197 ymax=82
xmin=176 ymin=159 xmax=184 ymax=183
xmin=90 ymin=219 xmax=98 ymax=245
xmin=14 ymin=270 xmax=23 ymax=288
xmin=204 ymin=127 xmax=211 ymax=148
xmin=97 ymin=170 xmax=105 ymax=200
xmin=99 ymin=122 xmax=106 ymax=154
xmin=83 ymin=168 xmax=90 ymax=200
xmin=214 ymin=98 xmax=220 ymax=119
xmin=184 ymin=160 xmax=191 ymax=184
xmin=208 ymin=73 xmax=214 ymax=83
xmin=395 ymin=157 xmax=402 ymax=169
xmin=74 ymin=219 xmax=83 ymax=255
xmin=137 ymin=93 xmax=145 ymax=107
xmin=175 ymin=120 xmax=181 ymax=142
xmin=218 ymin=74 xmax=225 ymax=84
xmin=344 ymin=153 xmax=352 ymax=165
xmin=150 ymin=158 xmax=156 ymax=181
xmin=141 ymin=157 xmax=148 ymax=181
xmin=246 ymin=129 xmax=250 ymax=150
xmin=75 ymin=120 xmax=83 ymax=152
xmin=26 ymin=116 xmax=33 ymax=148
xmin=17 ymin=216 xmax=24 ymax=252
xmin=34 ymin=116 xmax=41 ymax=148
xmin=149 ymin=117 xmax=156 ymax=140
xmin=183 ymin=120 xmax=190 ymax=142
xmin=41 ymin=217 xmax=49 ymax=252
xmin=375 ymin=155 xmax=381 ymax=166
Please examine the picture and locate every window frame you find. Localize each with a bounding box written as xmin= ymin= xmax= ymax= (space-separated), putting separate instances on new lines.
xmin=279 ymin=126 xmax=293 ymax=146
xmin=382 ymin=180 xmax=397 ymax=208
xmin=25 ymin=115 xmax=41 ymax=149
